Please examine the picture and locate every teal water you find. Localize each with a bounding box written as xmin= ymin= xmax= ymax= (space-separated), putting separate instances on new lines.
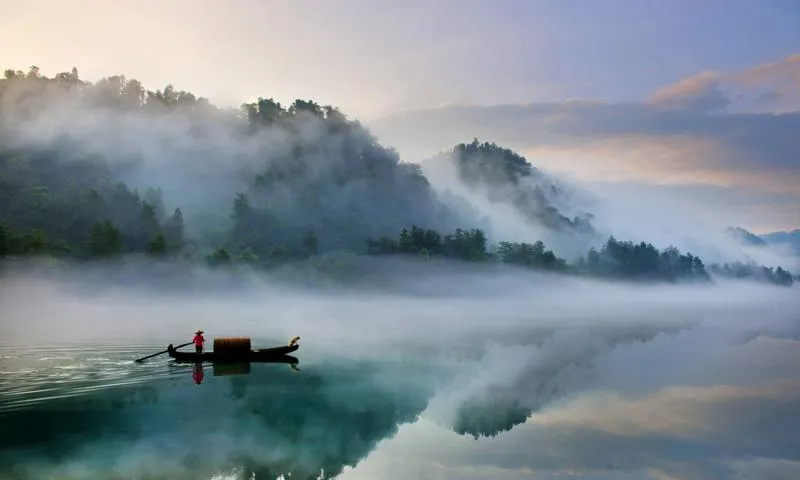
xmin=1 ymin=327 xmax=799 ymax=480
xmin=0 ymin=341 xmax=443 ymax=480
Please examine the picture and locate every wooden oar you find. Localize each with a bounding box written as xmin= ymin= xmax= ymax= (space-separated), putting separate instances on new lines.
xmin=134 ymin=341 xmax=193 ymax=363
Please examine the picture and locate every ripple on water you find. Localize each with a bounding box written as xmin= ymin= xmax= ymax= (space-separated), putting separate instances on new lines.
xmin=0 ymin=343 xmax=184 ymax=414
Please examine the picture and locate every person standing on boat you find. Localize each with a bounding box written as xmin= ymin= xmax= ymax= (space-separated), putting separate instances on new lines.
xmin=193 ymin=329 xmax=205 ymax=353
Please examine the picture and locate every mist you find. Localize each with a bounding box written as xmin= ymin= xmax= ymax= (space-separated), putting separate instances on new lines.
xmin=575 ymin=178 xmax=800 ymax=271
xmin=2 ymin=256 xmax=799 ymax=478
xmin=3 ymin=256 xmax=798 ymax=387
xmin=2 ymin=68 xmax=797 ymax=287
xmin=0 ymin=70 xmax=471 ymax=256
xmin=416 ymin=141 xmax=800 ymax=271
xmin=1 ymin=66 xmax=799 ymax=478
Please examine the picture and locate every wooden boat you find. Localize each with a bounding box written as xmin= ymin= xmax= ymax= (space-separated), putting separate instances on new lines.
xmin=170 ymin=351 xmax=300 ymax=365
xmin=166 ymin=336 xmax=300 ymax=363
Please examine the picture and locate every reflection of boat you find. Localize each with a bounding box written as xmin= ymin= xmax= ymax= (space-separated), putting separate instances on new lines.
xmin=211 ymin=359 xmax=300 ymax=376
xmin=166 ymin=336 xmax=300 ymax=364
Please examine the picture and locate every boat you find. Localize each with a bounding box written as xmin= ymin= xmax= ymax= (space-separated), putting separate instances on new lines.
xmin=166 ymin=336 xmax=300 ymax=363
xmin=166 ymin=343 xmax=299 ymax=363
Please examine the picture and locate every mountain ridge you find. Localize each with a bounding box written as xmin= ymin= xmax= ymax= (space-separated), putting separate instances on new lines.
xmin=0 ymin=65 xmax=796 ymax=288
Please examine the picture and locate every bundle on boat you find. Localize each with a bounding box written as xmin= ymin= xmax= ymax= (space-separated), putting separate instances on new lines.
xmin=213 ymin=337 xmax=252 ymax=355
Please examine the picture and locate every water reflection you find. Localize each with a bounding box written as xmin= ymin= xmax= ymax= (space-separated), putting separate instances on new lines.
xmin=339 ymin=378 xmax=800 ymax=480
xmin=177 ymin=357 xmax=301 ymax=386
xmin=0 ymin=343 xmax=439 ymax=479
xmin=193 ymin=362 xmax=204 ymax=384
xmin=1 ymin=323 xmax=799 ymax=480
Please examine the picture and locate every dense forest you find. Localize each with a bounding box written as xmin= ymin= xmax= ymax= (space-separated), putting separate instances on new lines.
xmin=0 ymin=66 xmax=796 ymax=288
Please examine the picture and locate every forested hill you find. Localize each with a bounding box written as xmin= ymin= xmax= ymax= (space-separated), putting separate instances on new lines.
xmin=0 ymin=66 xmax=796 ymax=288
xmin=420 ymin=138 xmax=598 ymax=257
xmin=0 ymin=66 xmax=472 ymax=256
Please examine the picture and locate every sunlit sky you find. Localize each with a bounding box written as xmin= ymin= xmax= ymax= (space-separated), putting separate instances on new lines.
xmin=2 ymin=0 xmax=799 ymax=232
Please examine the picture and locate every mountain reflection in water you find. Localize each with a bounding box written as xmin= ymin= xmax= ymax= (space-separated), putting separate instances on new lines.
xmin=1 ymin=322 xmax=800 ymax=480
xmin=0 ymin=342 xmax=440 ymax=479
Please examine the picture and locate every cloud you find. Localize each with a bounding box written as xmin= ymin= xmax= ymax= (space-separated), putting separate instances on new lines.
xmin=527 ymin=380 xmax=800 ymax=438
xmin=371 ymin=95 xmax=800 ymax=190
xmin=728 ymin=458 xmax=800 ymax=480
xmin=647 ymin=71 xmax=731 ymax=112
xmin=649 ymin=54 xmax=800 ymax=114
xmin=367 ymin=54 xmax=800 ymax=234
xmin=341 ymin=377 xmax=800 ymax=480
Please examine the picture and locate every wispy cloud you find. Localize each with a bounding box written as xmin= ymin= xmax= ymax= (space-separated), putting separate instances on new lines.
xmin=341 ymin=376 xmax=800 ymax=480
xmin=648 ymin=54 xmax=800 ymax=114
xmin=369 ymin=54 xmax=800 ymax=232
xmin=648 ymin=71 xmax=731 ymax=112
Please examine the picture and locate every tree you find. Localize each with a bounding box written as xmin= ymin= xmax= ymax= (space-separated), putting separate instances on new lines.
xmin=136 ymin=203 xmax=161 ymax=247
xmin=206 ymin=248 xmax=231 ymax=267
xmin=165 ymin=208 xmax=184 ymax=249
xmin=0 ymin=224 xmax=8 ymax=257
xmin=88 ymin=221 xmax=122 ymax=257
xmin=147 ymin=232 xmax=167 ymax=256
xmin=303 ymin=230 xmax=318 ymax=257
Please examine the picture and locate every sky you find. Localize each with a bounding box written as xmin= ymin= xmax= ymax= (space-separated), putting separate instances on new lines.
xmin=2 ymin=0 xmax=799 ymax=233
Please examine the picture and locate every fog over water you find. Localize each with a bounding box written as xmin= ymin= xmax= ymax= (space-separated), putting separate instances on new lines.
xmin=1 ymin=259 xmax=798 ymax=479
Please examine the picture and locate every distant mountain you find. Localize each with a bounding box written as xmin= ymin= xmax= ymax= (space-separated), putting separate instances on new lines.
xmin=759 ymin=229 xmax=800 ymax=255
xmin=726 ymin=227 xmax=767 ymax=247
xmin=419 ymin=138 xmax=599 ymax=257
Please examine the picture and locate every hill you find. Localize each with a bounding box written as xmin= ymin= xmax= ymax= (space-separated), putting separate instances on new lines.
xmin=726 ymin=227 xmax=768 ymax=247
xmin=419 ymin=139 xmax=599 ymax=258
xmin=759 ymin=229 xmax=800 ymax=255
xmin=0 ymin=66 xmax=473 ymax=259
xmin=0 ymin=65 xmax=795 ymax=288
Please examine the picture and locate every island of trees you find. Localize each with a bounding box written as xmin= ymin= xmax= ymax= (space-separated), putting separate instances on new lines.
xmin=0 ymin=66 xmax=795 ymax=288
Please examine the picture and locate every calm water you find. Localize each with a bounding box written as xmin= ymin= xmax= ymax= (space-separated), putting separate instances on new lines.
xmin=1 ymin=326 xmax=799 ymax=480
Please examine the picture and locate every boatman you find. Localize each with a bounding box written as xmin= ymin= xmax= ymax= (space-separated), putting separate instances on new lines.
xmin=193 ymin=329 xmax=205 ymax=353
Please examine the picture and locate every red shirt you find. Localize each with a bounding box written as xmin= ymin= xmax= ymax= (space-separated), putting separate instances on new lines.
xmin=193 ymin=334 xmax=205 ymax=346
xmin=193 ymin=364 xmax=204 ymax=384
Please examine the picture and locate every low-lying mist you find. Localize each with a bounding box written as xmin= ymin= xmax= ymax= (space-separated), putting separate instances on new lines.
xmin=3 ymin=256 xmax=797 ymax=349
xmin=3 ymin=257 xmax=798 ymax=388
xmin=575 ymin=178 xmax=800 ymax=271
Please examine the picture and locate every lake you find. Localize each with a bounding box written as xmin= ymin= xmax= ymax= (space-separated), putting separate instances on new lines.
xmin=2 ymin=323 xmax=799 ymax=480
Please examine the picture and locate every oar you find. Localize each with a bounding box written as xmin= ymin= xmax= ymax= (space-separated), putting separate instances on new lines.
xmin=134 ymin=341 xmax=193 ymax=363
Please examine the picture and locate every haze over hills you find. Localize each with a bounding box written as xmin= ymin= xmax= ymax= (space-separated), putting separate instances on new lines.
xmin=0 ymin=65 xmax=797 ymax=288
xmin=366 ymin=52 xmax=800 ymax=252
xmin=759 ymin=229 xmax=800 ymax=255
xmin=722 ymin=226 xmax=800 ymax=263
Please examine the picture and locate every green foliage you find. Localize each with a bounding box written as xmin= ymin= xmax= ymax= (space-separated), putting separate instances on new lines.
xmin=303 ymin=230 xmax=319 ymax=257
xmin=0 ymin=65 xmax=795 ymax=289
xmin=0 ymin=224 xmax=8 ymax=257
xmin=164 ymin=208 xmax=184 ymax=250
xmin=452 ymin=138 xmax=535 ymax=185
xmin=444 ymin=139 xmax=595 ymax=235
xmin=147 ymin=232 xmax=167 ymax=256
xmin=368 ymin=227 xmax=724 ymax=284
xmin=495 ymin=240 xmax=567 ymax=271
xmin=708 ymin=261 xmax=794 ymax=287
xmin=206 ymin=248 xmax=231 ymax=267
xmin=88 ymin=221 xmax=122 ymax=257
xmin=366 ymin=225 xmax=490 ymax=262
xmin=574 ymin=237 xmax=710 ymax=283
